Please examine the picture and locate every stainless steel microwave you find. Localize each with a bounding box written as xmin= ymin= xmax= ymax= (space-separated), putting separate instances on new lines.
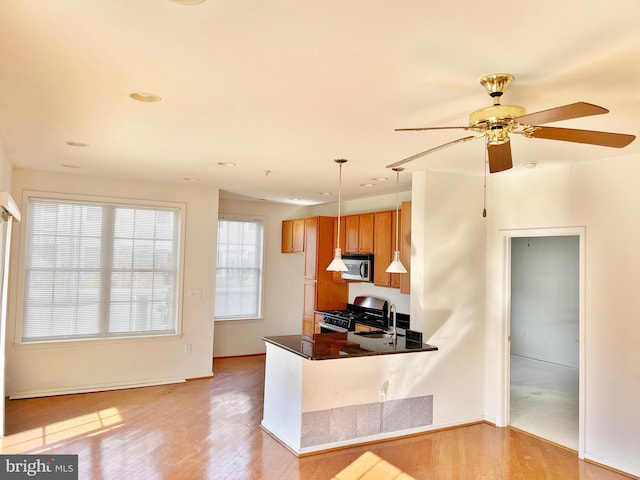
xmin=341 ymin=254 xmax=374 ymax=282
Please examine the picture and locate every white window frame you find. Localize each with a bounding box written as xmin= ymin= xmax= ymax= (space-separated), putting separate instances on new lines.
xmin=214 ymin=215 xmax=265 ymax=322
xmin=14 ymin=191 xmax=186 ymax=345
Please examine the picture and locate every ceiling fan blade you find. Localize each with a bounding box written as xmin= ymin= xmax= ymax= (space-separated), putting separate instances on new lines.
xmin=386 ymin=136 xmax=478 ymax=168
xmin=395 ymin=126 xmax=469 ymax=132
xmin=487 ymin=141 xmax=512 ymax=173
xmin=527 ymin=126 xmax=636 ymax=148
xmin=515 ymin=102 xmax=608 ymax=126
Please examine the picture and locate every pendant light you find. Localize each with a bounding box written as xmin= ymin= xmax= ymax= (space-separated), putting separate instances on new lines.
xmin=386 ymin=167 xmax=407 ymax=273
xmin=326 ymin=159 xmax=349 ymax=272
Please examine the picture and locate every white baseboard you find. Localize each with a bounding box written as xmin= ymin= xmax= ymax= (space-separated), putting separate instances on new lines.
xmin=9 ymin=377 xmax=186 ymax=399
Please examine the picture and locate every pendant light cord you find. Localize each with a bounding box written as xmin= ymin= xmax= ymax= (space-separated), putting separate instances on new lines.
xmin=483 ymin=138 xmax=488 ymax=218
xmin=334 ymin=159 xmax=347 ymax=248
xmin=394 ymin=169 xmax=400 ymax=250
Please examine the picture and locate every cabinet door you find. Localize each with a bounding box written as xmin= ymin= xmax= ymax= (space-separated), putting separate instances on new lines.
xmin=373 ymin=210 xmax=393 ymax=287
xmin=344 ymin=215 xmax=359 ymax=253
xmin=281 ymin=220 xmax=293 ymax=253
xmin=303 ymin=217 xmax=318 ymax=280
xmin=400 ymin=201 xmax=411 ymax=294
xmin=389 ymin=210 xmax=402 ymax=288
xmin=332 ymin=216 xmax=346 ymax=282
xmin=302 ymin=319 xmax=315 ymax=335
xmin=292 ymin=218 xmax=305 ymax=252
xmin=303 ymin=281 xmax=317 ymax=322
xmin=358 ymin=213 xmax=375 ymax=253
xmin=354 ymin=322 xmax=381 ymax=333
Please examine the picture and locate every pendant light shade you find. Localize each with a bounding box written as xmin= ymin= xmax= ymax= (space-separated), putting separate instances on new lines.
xmin=386 ymin=167 xmax=407 ymax=274
xmin=327 ymin=159 xmax=348 ymax=272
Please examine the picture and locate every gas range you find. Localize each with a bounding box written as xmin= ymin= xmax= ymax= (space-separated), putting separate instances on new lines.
xmin=317 ymin=296 xmax=388 ymax=332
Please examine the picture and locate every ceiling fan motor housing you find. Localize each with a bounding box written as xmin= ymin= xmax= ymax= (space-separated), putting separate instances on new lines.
xmin=469 ymin=104 xmax=527 ymax=144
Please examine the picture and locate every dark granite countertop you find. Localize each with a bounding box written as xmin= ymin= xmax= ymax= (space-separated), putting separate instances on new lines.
xmin=262 ymin=332 xmax=438 ymax=360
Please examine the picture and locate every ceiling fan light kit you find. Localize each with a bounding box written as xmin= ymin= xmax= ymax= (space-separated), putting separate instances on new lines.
xmin=389 ymin=73 xmax=636 ymax=174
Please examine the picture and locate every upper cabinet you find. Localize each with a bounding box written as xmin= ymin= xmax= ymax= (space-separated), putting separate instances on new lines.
xmin=281 ymin=218 xmax=305 ymax=253
xmin=400 ymin=201 xmax=411 ymax=294
xmin=303 ymin=217 xmax=319 ymax=280
xmin=373 ymin=210 xmax=400 ymax=288
xmin=281 ymin=203 xmax=411 ymax=292
xmin=344 ymin=213 xmax=374 ymax=254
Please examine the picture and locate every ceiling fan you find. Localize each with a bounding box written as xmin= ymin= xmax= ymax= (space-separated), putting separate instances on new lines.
xmin=387 ymin=73 xmax=636 ymax=173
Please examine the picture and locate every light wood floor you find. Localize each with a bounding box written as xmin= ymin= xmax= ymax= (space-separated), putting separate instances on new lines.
xmin=1 ymin=355 xmax=635 ymax=480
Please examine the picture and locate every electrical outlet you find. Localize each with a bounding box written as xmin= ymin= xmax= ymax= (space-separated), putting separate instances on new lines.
xmin=185 ymin=343 xmax=192 ymax=353
xmin=521 ymin=329 xmax=526 ymax=337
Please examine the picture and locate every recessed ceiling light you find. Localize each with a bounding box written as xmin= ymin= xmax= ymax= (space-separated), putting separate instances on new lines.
xmin=65 ymin=141 xmax=89 ymax=147
xmin=524 ymin=162 xmax=537 ymax=168
xmin=129 ymin=92 xmax=162 ymax=103
xmin=61 ymin=164 xmax=80 ymax=169
xmin=217 ymin=162 xmax=237 ymax=167
xmin=360 ymin=183 xmax=376 ymax=188
xmin=289 ymin=197 xmax=302 ymax=201
xmin=183 ymin=177 xmax=200 ymax=182
xmin=170 ymin=0 xmax=206 ymax=4
xmin=371 ymin=177 xmax=389 ymax=181
xmin=319 ymin=192 xmax=333 ymax=196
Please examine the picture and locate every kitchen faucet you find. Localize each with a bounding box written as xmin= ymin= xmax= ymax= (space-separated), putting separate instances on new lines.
xmin=387 ymin=303 xmax=398 ymax=344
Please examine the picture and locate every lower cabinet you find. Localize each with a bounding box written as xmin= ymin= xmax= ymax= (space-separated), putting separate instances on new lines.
xmin=302 ymin=281 xmax=316 ymax=335
xmin=354 ymin=323 xmax=382 ymax=333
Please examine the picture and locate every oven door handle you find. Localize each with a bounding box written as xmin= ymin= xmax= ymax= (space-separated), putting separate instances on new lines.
xmin=318 ymin=321 xmax=348 ymax=333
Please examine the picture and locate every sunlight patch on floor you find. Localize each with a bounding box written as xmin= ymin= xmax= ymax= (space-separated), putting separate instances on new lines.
xmin=0 ymin=407 xmax=122 ymax=454
xmin=332 ymin=451 xmax=416 ymax=480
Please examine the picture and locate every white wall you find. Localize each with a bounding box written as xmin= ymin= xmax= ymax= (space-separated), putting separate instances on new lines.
xmin=510 ymin=236 xmax=579 ymax=368
xmin=0 ymin=140 xmax=11 ymax=192
xmin=409 ymin=170 xmax=487 ymax=427
xmin=6 ymin=169 xmax=218 ymax=397
xmin=213 ymin=198 xmax=307 ymax=357
xmin=484 ymin=155 xmax=640 ymax=476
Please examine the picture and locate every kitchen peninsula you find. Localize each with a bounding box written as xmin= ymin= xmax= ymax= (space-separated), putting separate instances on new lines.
xmin=261 ymin=332 xmax=438 ymax=455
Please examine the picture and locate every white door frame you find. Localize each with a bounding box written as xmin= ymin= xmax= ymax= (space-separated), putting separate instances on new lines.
xmin=499 ymin=226 xmax=586 ymax=458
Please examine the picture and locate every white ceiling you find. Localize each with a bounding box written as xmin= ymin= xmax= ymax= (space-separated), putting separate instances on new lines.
xmin=1 ymin=0 xmax=639 ymax=205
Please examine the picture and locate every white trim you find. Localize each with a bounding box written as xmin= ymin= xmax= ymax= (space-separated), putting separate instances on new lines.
xmin=14 ymin=190 xmax=187 ymax=345
xmin=9 ymin=377 xmax=186 ymax=400
xmin=215 ymin=214 xmax=266 ymax=321
xmin=0 ymin=191 xmax=20 ymax=221
xmin=293 ymin=418 xmax=485 ymax=455
xmin=498 ymin=226 xmax=586 ymax=459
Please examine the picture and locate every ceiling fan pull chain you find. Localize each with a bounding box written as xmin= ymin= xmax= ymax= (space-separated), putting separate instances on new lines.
xmin=483 ymin=138 xmax=488 ymax=218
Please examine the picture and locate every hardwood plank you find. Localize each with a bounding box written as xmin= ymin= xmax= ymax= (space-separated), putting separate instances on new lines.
xmin=0 ymin=355 xmax=635 ymax=479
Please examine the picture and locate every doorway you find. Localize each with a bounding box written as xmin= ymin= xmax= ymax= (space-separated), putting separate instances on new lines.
xmin=501 ymin=227 xmax=585 ymax=457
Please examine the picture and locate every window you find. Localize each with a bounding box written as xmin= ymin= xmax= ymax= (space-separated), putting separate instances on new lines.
xmin=21 ymin=196 xmax=182 ymax=342
xmin=215 ymin=217 xmax=264 ymax=320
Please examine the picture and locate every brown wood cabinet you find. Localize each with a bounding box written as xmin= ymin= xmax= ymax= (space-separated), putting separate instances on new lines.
xmin=354 ymin=322 xmax=382 ymax=333
xmin=344 ymin=213 xmax=374 ymax=253
xmin=331 ymin=216 xmax=346 ymax=282
xmin=281 ymin=218 xmax=305 ymax=253
xmin=373 ymin=210 xmax=402 ymax=288
xmin=301 ymin=216 xmax=348 ymax=332
xmin=400 ymin=201 xmax=411 ymax=294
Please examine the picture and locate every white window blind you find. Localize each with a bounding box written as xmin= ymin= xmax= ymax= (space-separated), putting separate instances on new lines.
xmin=215 ymin=218 xmax=264 ymax=320
xmin=22 ymin=197 xmax=180 ymax=342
